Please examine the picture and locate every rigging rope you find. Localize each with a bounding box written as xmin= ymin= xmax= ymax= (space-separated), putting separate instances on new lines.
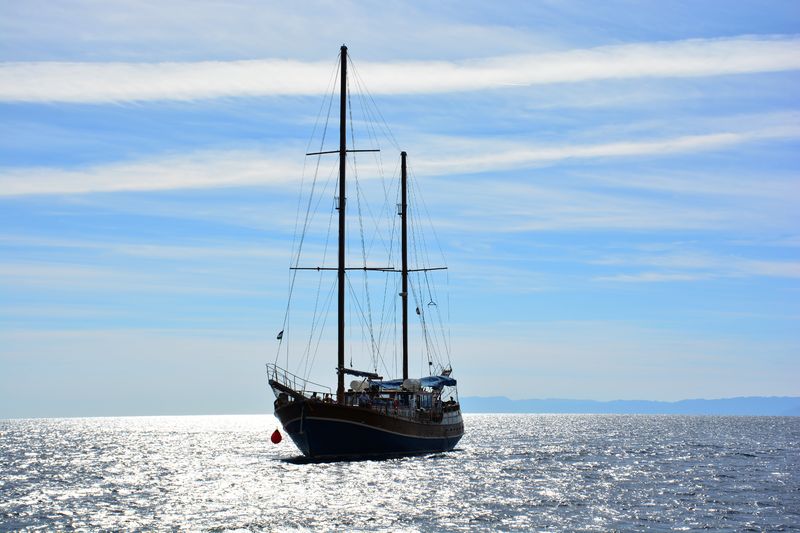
xmin=300 ymin=171 xmax=338 ymax=381
xmin=305 ymin=277 xmax=338 ymax=381
xmin=348 ymin=80 xmax=378 ymax=371
xmin=275 ymin=54 xmax=340 ymax=369
xmin=408 ymin=163 xmax=452 ymax=363
xmin=346 ymin=275 xmax=391 ymax=377
xmin=276 ymin=50 xmax=452 ymax=383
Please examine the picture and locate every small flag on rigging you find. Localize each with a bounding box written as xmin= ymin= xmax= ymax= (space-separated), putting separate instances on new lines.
xmin=276 ymin=330 xmax=284 ymax=340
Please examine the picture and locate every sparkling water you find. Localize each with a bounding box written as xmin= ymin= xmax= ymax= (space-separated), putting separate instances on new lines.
xmin=2 ymin=414 xmax=798 ymax=530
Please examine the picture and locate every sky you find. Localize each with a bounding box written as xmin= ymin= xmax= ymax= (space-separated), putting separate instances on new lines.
xmin=1 ymin=0 xmax=799 ymax=418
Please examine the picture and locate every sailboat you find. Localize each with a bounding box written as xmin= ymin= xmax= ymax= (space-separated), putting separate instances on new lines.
xmin=267 ymin=45 xmax=464 ymax=459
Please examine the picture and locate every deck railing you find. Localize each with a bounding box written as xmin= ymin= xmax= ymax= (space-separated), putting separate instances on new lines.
xmin=266 ymin=363 xmax=332 ymax=398
xmin=267 ymin=363 xmax=461 ymax=422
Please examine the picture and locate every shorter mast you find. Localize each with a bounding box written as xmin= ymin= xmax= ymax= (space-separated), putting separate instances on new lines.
xmin=401 ymin=151 xmax=409 ymax=381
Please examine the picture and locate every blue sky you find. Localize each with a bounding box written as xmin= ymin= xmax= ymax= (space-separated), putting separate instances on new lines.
xmin=1 ymin=1 xmax=799 ymax=417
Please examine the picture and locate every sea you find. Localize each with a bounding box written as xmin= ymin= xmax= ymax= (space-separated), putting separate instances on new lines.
xmin=1 ymin=414 xmax=798 ymax=531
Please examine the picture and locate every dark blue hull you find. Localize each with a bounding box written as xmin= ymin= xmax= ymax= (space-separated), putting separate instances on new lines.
xmin=274 ymin=400 xmax=464 ymax=459
xmin=284 ymin=417 xmax=462 ymax=457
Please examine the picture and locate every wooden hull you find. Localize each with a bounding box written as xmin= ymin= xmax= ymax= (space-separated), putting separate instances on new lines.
xmin=274 ymin=400 xmax=464 ymax=458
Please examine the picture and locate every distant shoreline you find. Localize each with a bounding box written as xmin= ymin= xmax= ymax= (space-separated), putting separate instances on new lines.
xmin=460 ymin=396 xmax=800 ymax=416
xmin=2 ymin=396 xmax=799 ymax=419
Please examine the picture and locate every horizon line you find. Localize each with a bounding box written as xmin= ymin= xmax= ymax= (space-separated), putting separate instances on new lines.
xmin=3 ymin=395 xmax=799 ymax=420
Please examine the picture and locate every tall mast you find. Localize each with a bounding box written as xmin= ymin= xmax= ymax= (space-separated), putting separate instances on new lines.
xmin=337 ymin=45 xmax=347 ymax=402
xmin=401 ymin=151 xmax=409 ymax=381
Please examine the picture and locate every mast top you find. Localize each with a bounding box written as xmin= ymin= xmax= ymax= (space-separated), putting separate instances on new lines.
xmin=341 ymin=44 xmax=347 ymax=52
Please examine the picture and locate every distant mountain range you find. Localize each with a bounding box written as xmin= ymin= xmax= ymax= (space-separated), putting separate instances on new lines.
xmin=460 ymin=396 xmax=800 ymax=416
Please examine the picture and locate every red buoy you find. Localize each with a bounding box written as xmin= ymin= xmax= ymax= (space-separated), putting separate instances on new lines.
xmin=270 ymin=429 xmax=282 ymax=444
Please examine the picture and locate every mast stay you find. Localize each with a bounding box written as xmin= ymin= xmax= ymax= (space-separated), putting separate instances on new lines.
xmin=278 ymin=45 xmax=450 ymax=398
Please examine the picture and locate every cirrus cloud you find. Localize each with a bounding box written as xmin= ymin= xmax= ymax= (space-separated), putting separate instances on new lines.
xmin=1 ymin=35 xmax=799 ymax=103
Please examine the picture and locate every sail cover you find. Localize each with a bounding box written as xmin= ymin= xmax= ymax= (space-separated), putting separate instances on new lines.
xmin=370 ymin=375 xmax=457 ymax=390
xmin=342 ymin=367 xmax=382 ymax=379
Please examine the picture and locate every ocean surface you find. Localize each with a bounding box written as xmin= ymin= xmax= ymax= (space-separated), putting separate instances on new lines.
xmin=1 ymin=414 xmax=798 ymax=531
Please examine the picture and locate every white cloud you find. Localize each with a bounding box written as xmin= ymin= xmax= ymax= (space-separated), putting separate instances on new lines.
xmin=592 ymin=250 xmax=800 ymax=282
xmin=583 ymin=170 xmax=800 ymax=200
xmin=414 ymin=125 xmax=800 ymax=176
xmin=595 ymin=272 xmax=715 ymax=282
xmin=2 ymin=35 xmax=799 ymax=102
xmin=0 ymin=149 xmax=303 ymax=196
xmin=0 ymin=260 xmax=276 ymax=295
xmin=0 ymin=234 xmax=289 ymax=260
xmin=0 ymin=0 xmax=551 ymax=62
xmin=738 ymin=259 xmax=800 ymax=278
xmin=431 ymin=179 xmax=732 ymax=233
xmin=3 ymin=118 xmax=798 ymax=197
